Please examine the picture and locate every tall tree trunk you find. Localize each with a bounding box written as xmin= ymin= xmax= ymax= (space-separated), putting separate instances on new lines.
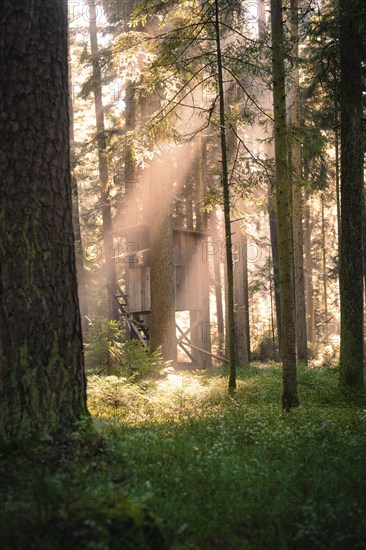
xmin=334 ymin=98 xmax=343 ymax=333
xmin=124 ymin=81 xmax=137 ymax=226
xmin=339 ymin=0 xmax=364 ymax=387
xmin=304 ymin=190 xmax=315 ymax=346
xmin=363 ymin=194 xmax=366 ymax=382
xmin=123 ymin=80 xmax=137 ymax=333
xmin=271 ymin=0 xmax=299 ymax=409
xmin=149 ymin=157 xmax=177 ymax=364
xmin=321 ymin=194 xmax=328 ymax=336
xmin=290 ymin=0 xmax=308 ymax=364
xmin=268 ymin=183 xmax=282 ymax=357
xmin=257 ymin=0 xmax=281 ymax=359
xmin=212 ymin=211 xmax=225 ymax=355
xmin=362 ymin=193 xmax=366 ymax=311
xmin=335 ymin=99 xmax=341 ymax=257
xmin=233 ymin=221 xmax=250 ymax=364
xmin=268 ymin=255 xmax=278 ymax=360
xmin=194 ymin=134 xmax=212 ymax=366
xmin=69 ymin=46 xmax=89 ymax=335
xmin=0 ymin=0 xmax=87 ymax=441
xmin=186 ymin=144 xmax=194 ymax=229
xmin=226 ymin=78 xmax=250 ymax=366
xmin=88 ymin=0 xmax=119 ymax=322
xmin=187 ymin=143 xmax=201 ymax=364
xmin=243 ymin=233 xmax=251 ymax=360
xmin=214 ymin=0 xmax=237 ymax=392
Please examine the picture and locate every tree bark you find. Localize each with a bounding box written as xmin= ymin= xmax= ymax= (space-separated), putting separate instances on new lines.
xmin=149 ymin=157 xmax=177 ymax=364
xmin=321 ymin=194 xmax=328 ymax=336
xmin=233 ymin=222 xmax=250 ymax=364
xmin=339 ymin=0 xmax=364 ymax=387
xmin=225 ymin=74 xmax=250 ymax=366
xmin=268 ymin=183 xmax=282 ymax=356
xmin=212 ymin=211 xmax=225 ymax=355
xmin=124 ymin=81 xmax=138 ymax=226
xmin=271 ymin=0 xmax=299 ymax=409
xmin=188 ymin=145 xmax=201 ymax=364
xmin=304 ymin=189 xmax=315 ymax=346
xmin=214 ymin=0 xmax=237 ymax=392
xmin=69 ymin=45 xmax=89 ymax=335
xmin=88 ymin=0 xmax=119 ymax=322
xmin=257 ymin=0 xmax=281 ymax=359
xmin=0 ymin=0 xmax=87 ymax=441
xmin=243 ymin=233 xmax=251 ymax=360
xmin=194 ymin=134 xmax=212 ymax=366
xmin=290 ymin=0 xmax=308 ymax=364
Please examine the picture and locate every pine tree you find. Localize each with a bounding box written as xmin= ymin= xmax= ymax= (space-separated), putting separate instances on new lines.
xmin=339 ymin=0 xmax=364 ymax=387
xmin=149 ymin=155 xmax=177 ymax=364
xmin=290 ymin=0 xmax=308 ymax=365
xmin=0 ymin=0 xmax=87 ymax=441
xmin=88 ymin=0 xmax=120 ymax=322
xmin=271 ymin=0 xmax=299 ymax=409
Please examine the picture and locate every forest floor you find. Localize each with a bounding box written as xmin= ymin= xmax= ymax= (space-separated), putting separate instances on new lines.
xmin=1 ymin=363 xmax=366 ymax=549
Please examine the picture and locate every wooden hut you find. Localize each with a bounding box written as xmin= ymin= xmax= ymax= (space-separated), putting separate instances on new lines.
xmin=112 ymin=223 xmax=218 ymax=366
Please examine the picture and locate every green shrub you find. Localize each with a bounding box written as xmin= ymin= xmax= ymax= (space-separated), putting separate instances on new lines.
xmin=1 ymin=497 xmax=167 ymax=550
xmin=84 ymin=318 xmax=124 ymax=373
xmin=2 ymin=365 xmax=366 ymax=549
xmin=84 ymin=318 xmax=167 ymax=380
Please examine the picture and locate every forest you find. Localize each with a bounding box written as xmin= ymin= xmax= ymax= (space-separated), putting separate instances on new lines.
xmin=0 ymin=0 xmax=365 ymax=548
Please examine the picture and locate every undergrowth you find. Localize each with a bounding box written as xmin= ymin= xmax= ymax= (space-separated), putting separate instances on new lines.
xmin=1 ymin=364 xmax=366 ymax=549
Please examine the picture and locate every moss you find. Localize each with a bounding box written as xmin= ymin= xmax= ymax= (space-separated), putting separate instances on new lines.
xmin=19 ymin=343 xmax=29 ymax=367
xmin=43 ymin=250 xmax=51 ymax=262
xmin=2 ymin=496 xmax=167 ymax=550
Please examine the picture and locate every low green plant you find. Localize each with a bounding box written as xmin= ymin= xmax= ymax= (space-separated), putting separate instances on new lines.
xmin=84 ymin=317 xmax=167 ymax=379
xmin=84 ymin=318 xmax=124 ymax=374
xmin=120 ymin=340 xmax=168 ymax=381
xmin=2 ymin=365 xmax=366 ymax=549
xmin=3 ymin=497 xmax=167 ymax=550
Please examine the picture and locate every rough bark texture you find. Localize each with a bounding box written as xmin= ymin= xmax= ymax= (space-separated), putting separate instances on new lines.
xmin=122 ymin=80 xmax=137 ymax=332
xmin=214 ymin=0 xmax=237 ymax=392
xmin=243 ymin=233 xmax=251 ymax=360
xmin=290 ymin=0 xmax=308 ymax=364
xmin=186 ymin=145 xmax=200 ymax=364
xmin=339 ymin=0 xmax=364 ymax=387
xmin=212 ymin=212 xmax=225 ymax=355
xmin=149 ymin=157 xmax=177 ymax=364
xmin=362 ymin=192 xmax=366 ymax=311
xmin=193 ymin=134 xmax=212 ymax=366
xmin=257 ymin=0 xmax=281 ymax=359
xmin=124 ymin=81 xmax=137 ymax=226
xmin=0 ymin=0 xmax=87 ymax=441
xmin=89 ymin=0 xmax=119 ymax=322
xmin=268 ymin=184 xmax=282 ymax=356
xmin=271 ymin=0 xmax=299 ymax=409
xmin=69 ymin=49 xmax=89 ymax=335
xmin=226 ymin=78 xmax=250 ymax=366
xmin=233 ymin=221 xmax=250 ymax=365
xmin=321 ymin=195 xmax=328 ymax=335
xmin=304 ymin=190 xmax=315 ymax=345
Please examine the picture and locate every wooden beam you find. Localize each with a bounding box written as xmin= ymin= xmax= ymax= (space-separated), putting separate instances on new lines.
xmin=176 ymin=319 xmax=201 ymax=344
xmin=178 ymin=342 xmax=197 ymax=363
xmin=176 ymin=323 xmax=228 ymax=364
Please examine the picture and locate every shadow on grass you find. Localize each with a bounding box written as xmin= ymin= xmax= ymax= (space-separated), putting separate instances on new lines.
xmin=1 ymin=364 xmax=366 ymax=549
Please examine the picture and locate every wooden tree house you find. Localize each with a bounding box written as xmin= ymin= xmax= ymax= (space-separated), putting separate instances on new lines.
xmin=111 ymin=223 xmax=224 ymax=366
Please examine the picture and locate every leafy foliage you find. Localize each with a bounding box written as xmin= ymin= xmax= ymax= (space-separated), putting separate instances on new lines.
xmin=84 ymin=318 xmax=125 ymax=373
xmin=2 ymin=365 xmax=366 ymax=548
xmin=85 ymin=317 xmax=167 ymax=379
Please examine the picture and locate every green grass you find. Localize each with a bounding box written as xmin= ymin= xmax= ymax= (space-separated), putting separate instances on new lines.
xmin=1 ymin=364 xmax=366 ymax=549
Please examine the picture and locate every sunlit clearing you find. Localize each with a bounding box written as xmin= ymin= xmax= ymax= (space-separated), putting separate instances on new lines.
xmin=87 ymin=370 xmax=229 ymax=426
xmin=157 ymin=370 xmax=207 ymax=396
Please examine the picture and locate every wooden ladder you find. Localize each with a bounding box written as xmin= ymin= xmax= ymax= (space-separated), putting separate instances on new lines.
xmin=108 ymin=284 xmax=149 ymax=347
